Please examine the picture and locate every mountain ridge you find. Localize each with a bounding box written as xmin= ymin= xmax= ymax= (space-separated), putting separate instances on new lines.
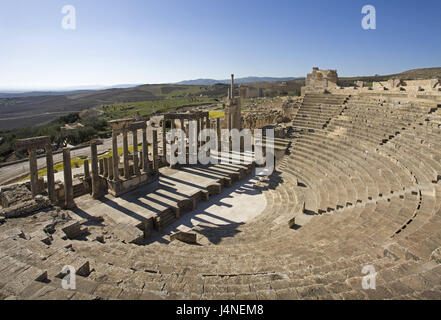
xmin=176 ymin=76 xmax=299 ymax=86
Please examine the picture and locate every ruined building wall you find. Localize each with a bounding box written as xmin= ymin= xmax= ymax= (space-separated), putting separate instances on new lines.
xmin=302 ymin=67 xmax=338 ymax=95
xmin=239 ymin=86 xmax=264 ymax=99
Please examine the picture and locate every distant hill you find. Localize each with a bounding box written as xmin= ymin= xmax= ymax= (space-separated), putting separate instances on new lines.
xmin=341 ymin=67 xmax=441 ymax=82
xmin=1 ymin=67 xmax=439 ymax=130
xmin=176 ymin=77 xmax=298 ymax=86
xmin=0 ymin=84 xmax=142 ymax=99
xmin=0 ymin=83 xmax=228 ymax=130
xmin=0 ymin=90 xmax=94 ymax=99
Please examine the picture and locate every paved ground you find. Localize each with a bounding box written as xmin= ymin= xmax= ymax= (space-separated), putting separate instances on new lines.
xmin=148 ymin=174 xmax=266 ymax=244
xmin=65 ymin=151 xmax=261 ymax=245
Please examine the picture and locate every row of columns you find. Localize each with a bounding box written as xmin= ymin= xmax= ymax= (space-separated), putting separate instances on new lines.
xmin=15 ymin=137 xmax=57 ymax=204
xmin=15 ymin=136 xmax=75 ymax=209
xmin=15 ymin=114 xmax=225 ymax=207
xmin=163 ymin=112 xmax=213 ymax=166
xmin=93 ymin=119 xmax=161 ymax=185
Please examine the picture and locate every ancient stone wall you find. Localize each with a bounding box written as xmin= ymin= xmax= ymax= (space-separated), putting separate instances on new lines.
xmin=239 ymin=86 xmax=264 ymax=99
xmin=302 ymin=67 xmax=338 ymax=95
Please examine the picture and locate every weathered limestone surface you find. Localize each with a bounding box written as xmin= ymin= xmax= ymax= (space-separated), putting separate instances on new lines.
xmin=0 ymin=195 xmax=50 ymax=218
xmin=301 ymin=67 xmax=338 ymax=95
xmin=61 ymin=220 xmax=88 ymax=239
xmin=0 ymin=184 xmax=33 ymax=208
xmin=170 ymin=231 xmax=197 ymax=244
xmin=3 ymin=88 xmax=441 ymax=301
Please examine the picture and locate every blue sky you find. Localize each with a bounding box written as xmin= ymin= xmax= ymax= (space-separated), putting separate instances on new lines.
xmin=0 ymin=0 xmax=440 ymax=90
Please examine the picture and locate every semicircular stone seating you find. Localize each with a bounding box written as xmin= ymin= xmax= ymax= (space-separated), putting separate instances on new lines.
xmin=1 ymin=93 xmax=441 ymax=300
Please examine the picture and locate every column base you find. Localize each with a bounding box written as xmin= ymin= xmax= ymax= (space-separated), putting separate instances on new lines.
xmin=107 ymin=173 xmax=158 ymax=197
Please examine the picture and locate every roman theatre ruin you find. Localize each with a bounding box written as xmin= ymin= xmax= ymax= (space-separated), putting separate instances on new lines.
xmin=1 ymin=70 xmax=441 ymax=300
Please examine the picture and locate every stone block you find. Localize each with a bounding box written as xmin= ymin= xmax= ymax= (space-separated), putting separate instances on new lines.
xmin=30 ymin=230 xmax=52 ymax=245
xmin=207 ymin=183 xmax=222 ymax=195
xmin=112 ymin=223 xmax=145 ymax=245
xmin=288 ymin=217 xmax=296 ymax=229
xmin=0 ymin=196 xmax=50 ymax=218
xmin=61 ymin=221 xmax=87 ymax=240
xmin=0 ymin=183 xmax=33 ymax=208
xmin=56 ymin=259 xmax=90 ymax=278
xmin=430 ymin=247 xmax=441 ymax=264
xmin=170 ymin=231 xmax=197 ymax=244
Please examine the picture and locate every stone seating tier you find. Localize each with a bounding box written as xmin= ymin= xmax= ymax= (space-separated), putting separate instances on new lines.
xmin=1 ymin=93 xmax=441 ymax=300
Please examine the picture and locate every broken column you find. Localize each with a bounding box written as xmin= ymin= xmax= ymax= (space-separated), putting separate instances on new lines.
xmin=63 ymin=148 xmax=75 ymax=208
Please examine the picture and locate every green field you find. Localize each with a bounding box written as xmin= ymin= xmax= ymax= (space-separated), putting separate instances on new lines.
xmin=100 ymin=97 xmax=219 ymax=120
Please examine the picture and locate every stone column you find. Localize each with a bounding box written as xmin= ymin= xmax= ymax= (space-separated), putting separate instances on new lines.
xmin=169 ymin=119 xmax=176 ymax=168
xmin=231 ymin=74 xmax=234 ymax=99
xmin=196 ymin=116 xmax=200 ymax=154
xmin=139 ymin=150 xmax=143 ymax=170
xmin=112 ymin=131 xmax=119 ymax=182
xmin=45 ymin=144 xmax=56 ymax=203
xmin=205 ymin=115 xmax=211 ymax=157
xmin=28 ymin=148 xmax=39 ymax=197
xmin=122 ymin=130 xmax=130 ymax=179
xmin=83 ymin=159 xmax=90 ymax=179
xmin=142 ymin=127 xmax=149 ymax=174
xmin=91 ymin=141 xmax=100 ymax=199
xmin=132 ymin=129 xmax=140 ymax=176
xmin=152 ymin=129 xmax=158 ymax=172
xmin=180 ymin=119 xmax=186 ymax=160
xmin=103 ymin=157 xmax=109 ymax=178
xmin=99 ymin=159 xmax=104 ymax=175
xmin=63 ymin=148 xmax=74 ymax=208
xmin=107 ymin=157 xmax=114 ymax=180
xmin=162 ymin=119 xmax=166 ymax=160
xmin=200 ymin=117 xmax=205 ymax=150
xmin=216 ymin=118 xmax=221 ymax=152
xmin=228 ymin=113 xmax=232 ymax=151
